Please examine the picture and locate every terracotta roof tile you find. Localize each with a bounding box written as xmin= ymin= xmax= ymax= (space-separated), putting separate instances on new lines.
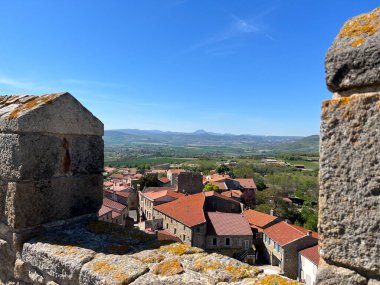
xmin=221 ymin=190 xmax=243 ymax=198
xmin=207 ymin=212 xmax=253 ymax=236
xmin=103 ymin=198 xmax=126 ymax=212
xmin=289 ymin=224 xmax=319 ymax=239
xmin=300 ymin=244 xmax=320 ymax=265
xmin=263 ymin=221 xmax=316 ymax=246
xmin=144 ymin=190 xmax=185 ymax=201
xmin=154 ymin=193 xmax=206 ymax=227
xmin=159 ymin=177 xmax=171 ymax=183
xmin=243 ymin=209 xmax=278 ymax=229
xmin=98 ymin=205 xmax=112 ymax=217
xmin=234 ymin=178 xmax=257 ymax=189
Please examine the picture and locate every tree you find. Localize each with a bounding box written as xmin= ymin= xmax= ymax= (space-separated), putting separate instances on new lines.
xmin=204 ymin=183 xmax=219 ymax=191
xmin=216 ymin=164 xmax=231 ymax=175
xmin=137 ymin=175 xmax=160 ymax=189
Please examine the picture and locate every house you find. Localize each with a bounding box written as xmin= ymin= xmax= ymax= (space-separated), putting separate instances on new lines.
xmin=98 ymin=205 xmax=113 ymax=223
xmin=99 ymin=198 xmax=129 ymax=226
xmin=221 ymin=190 xmax=243 ymax=202
xmin=204 ymin=191 xmax=243 ymax=213
xmin=243 ymin=209 xmax=282 ymax=235
xmin=234 ymin=178 xmax=257 ymax=191
xmin=172 ymin=171 xmax=204 ymax=194
xmin=139 ymin=188 xmax=185 ymax=221
xmin=243 ymin=209 xmax=282 ymax=261
xmin=298 ymin=244 xmax=320 ymax=285
xmin=153 ymin=193 xmax=207 ymax=248
xmin=167 ymin=169 xmax=186 ymax=181
xmin=206 ymin=212 xmax=254 ymax=262
xmin=262 ymin=221 xmax=318 ymax=279
xmin=158 ymin=177 xmax=171 ymax=187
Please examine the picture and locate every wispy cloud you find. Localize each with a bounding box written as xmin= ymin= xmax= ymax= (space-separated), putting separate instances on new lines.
xmin=182 ymin=14 xmax=262 ymax=55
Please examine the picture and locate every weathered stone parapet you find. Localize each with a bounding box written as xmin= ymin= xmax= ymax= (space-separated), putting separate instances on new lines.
xmin=9 ymin=221 xmax=299 ymax=285
xmin=0 ymin=93 xmax=104 ymax=284
xmin=318 ymin=6 xmax=380 ymax=285
xmin=325 ymin=8 xmax=380 ymax=92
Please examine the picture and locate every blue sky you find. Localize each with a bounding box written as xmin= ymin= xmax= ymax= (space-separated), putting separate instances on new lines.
xmin=0 ymin=1 xmax=378 ymax=136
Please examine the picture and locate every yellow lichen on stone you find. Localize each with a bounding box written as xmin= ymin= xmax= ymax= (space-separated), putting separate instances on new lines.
xmin=193 ymin=257 xmax=260 ymax=282
xmin=255 ymin=274 xmax=301 ymax=285
xmin=350 ymin=38 xmax=365 ymax=47
xmin=338 ymin=8 xmax=380 ymax=47
xmin=92 ymin=260 xmax=129 ymax=284
xmin=8 ymin=93 xmax=60 ymax=119
xmin=159 ymin=243 xmax=202 ymax=256
xmin=339 ymin=97 xmax=351 ymax=105
xmin=142 ymin=254 xmax=165 ymax=264
xmin=152 ymin=259 xmax=184 ymax=276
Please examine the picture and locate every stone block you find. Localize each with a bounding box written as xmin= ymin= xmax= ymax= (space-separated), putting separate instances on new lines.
xmin=79 ymin=253 xmax=149 ymax=285
xmin=5 ymin=175 xmax=103 ymax=229
xmin=22 ymin=242 xmax=96 ymax=285
xmin=0 ymin=133 xmax=103 ymax=181
xmin=319 ymin=94 xmax=380 ymax=275
xmin=0 ymin=93 xmax=103 ymax=136
xmin=325 ymin=8 xmax=380 ymax=92
xmin=316 ymin=263 xmax=367 ymax=285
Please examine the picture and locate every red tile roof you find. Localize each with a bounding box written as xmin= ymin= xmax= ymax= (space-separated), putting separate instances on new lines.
xmin=111 ymin=211 xmax=121 ymax=218
xmin=157 ymin=230 xmax=183 ymax=243
xmin=159 ymin=177 xmax=171 ymax=183
xmin=289 ymin=224 xmax=319 ymax=239
xmin=243 ymin=209 xmax=278 ymax=229
xmin=234 ymin=178 xmax=257 ymax=189
xmin=263 ymin=221 xmax=308 ymax=246
xmin=207 ymin=212 xmax=253 ymax=236
xmin=109 ymin=174 xmax=124 ymax=179
xmin=116 ymin=191 xmax=130 ymax=199
xmin=300 ymin=244 xmax=320 ymax=265
xmin=221 ymin=190 xmax=243 ymax=198
xmin=144 ymin=190 xmax=184 ymax=201
xmin=211 ymin=182 xmax=228 ymax=190
xmin=103 ymin=198 xmax=126 ymax=212
xmin=204 ymin=190 xmax=241 ymax=204
xmin=98 ymin=205 xmax=112 ymax=217
xmin=103 ymin=181 xmax=113 ymax=187
xmin=154 ymin=193 xmax=206 ymax=227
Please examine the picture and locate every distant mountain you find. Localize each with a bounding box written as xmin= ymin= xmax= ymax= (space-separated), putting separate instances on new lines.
xmin=104 ymin=129 xmax=319 ymax=155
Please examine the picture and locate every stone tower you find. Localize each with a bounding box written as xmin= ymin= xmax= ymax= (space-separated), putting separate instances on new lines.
xmin=317 ymin=7 xmax=380 ymax=284
xmin=0 ymin=93 xmax=104 ymax=281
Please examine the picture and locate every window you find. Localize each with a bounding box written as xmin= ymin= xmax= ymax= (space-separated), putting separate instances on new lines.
xmin=166 ymin=223 xmax=168 ymax=229
xmin=212 ymin=238 xmax=217 ymax=246
xmin=225 ymin=237 xmax=231 ymax=246
xmin=174 ymin=228 xmax=177 ymax=234
xmin=183 ymin=225 xmax=186 ymax=230
xmin=183 ymin=235 xmax=186 ymax=240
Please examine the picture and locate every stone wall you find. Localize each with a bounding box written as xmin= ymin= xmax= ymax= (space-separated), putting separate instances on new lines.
xmin=0 ymin=93 xmax=104 ymax=284
xmin=317 ymin=7 xmax=380 ymax=285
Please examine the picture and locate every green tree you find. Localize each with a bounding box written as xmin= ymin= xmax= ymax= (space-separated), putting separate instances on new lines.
xmin=204 ymin=183 xmax=219 ymax=191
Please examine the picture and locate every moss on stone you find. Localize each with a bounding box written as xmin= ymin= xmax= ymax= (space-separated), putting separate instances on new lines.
xmin=158 ymin=243 xmax=202 ymax=256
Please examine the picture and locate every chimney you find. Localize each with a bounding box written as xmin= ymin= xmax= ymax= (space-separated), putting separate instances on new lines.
xmin=270 ymin=209 xmax=274 ymax=216
xmin=307 ymin=230 xmax=312 ymax=237
xmin=285 ymin=219 xmax=291 ymax=224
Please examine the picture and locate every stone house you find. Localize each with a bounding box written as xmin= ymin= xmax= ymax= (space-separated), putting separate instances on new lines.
xmin=166 ymin=169 xmax=186 ymax=181
xmin=262 ymin=221 xmax=318 ymax=279
xmin=99 ymin=197 xmax=129 ymax=226
xmin=139 ymin=188 xmax=184 ymax=221
xmin=243 ymin=209 xmax=282 ymax=260
xmin=204 ymin=191 xmax=243 ymax=213
xmin=205 ymin=212 xmax=254 ymax=262
xmin=172 ymin=171 xmax=204 ymax=194
xmin=298 ymin=244 xmax=320 ymax=285
xmin=153 ymin=193 xmax=207 ymax=248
